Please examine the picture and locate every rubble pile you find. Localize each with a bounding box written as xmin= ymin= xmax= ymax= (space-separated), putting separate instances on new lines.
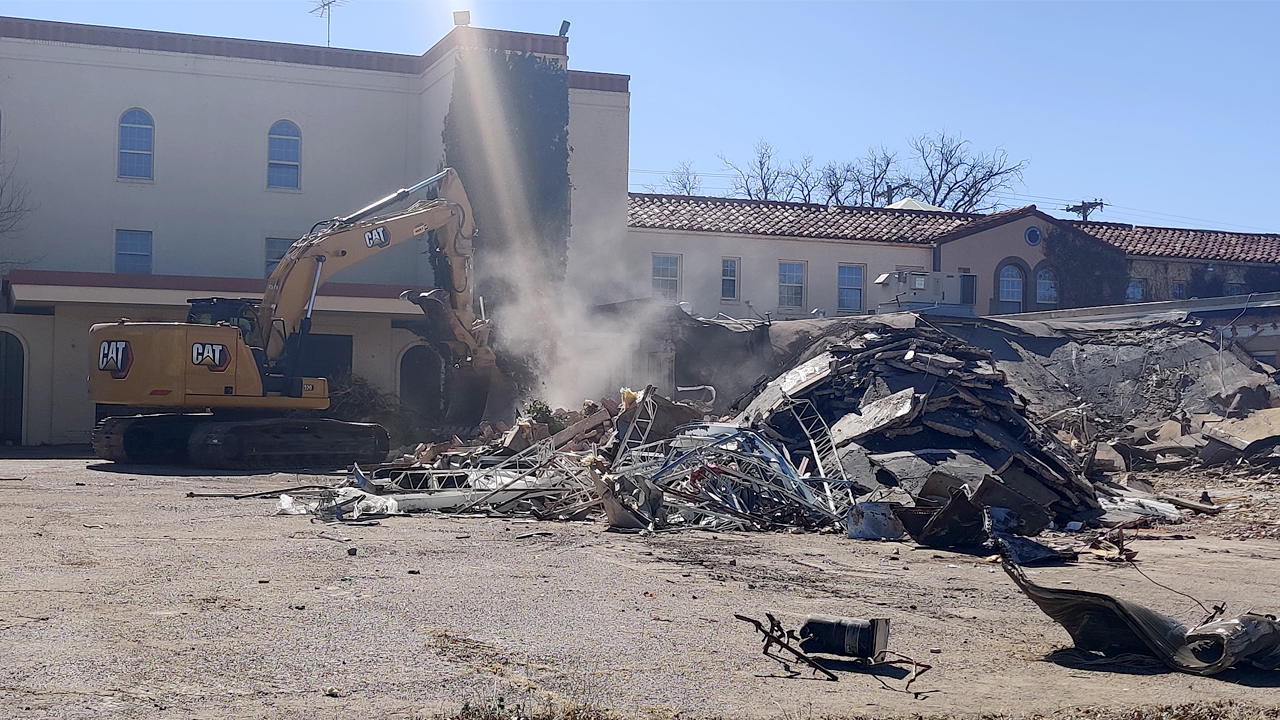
xmin=731 ymin=325 xmax=1100 ymax=546
xmin=224 ymin=309 xmax=1280 ymax=684
xmin=934 ymin=315 xmax=1280 ymax=451
xmin=273 ymin=313 xmax=1280 ymax=546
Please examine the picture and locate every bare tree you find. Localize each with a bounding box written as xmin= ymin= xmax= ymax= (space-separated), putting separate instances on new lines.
xmin=716 ymin=131 xmax=1026 ymax=211
xmin=0 ymin=155 xmax=31 ymax=240
xmin=850 ymin=146 xmax=909 ymax=207
xmin=818 ymin=160 xmax=857 ymax=206
xmin=782 ymin=154 xmax=820 ymax=203
xmin=657 ymin=160 xmax=703 ymax=196
xmin=902 ymin=131 xmax=1026 ymax=213
xmin=720 ymin=139 xmax=785 ymax=200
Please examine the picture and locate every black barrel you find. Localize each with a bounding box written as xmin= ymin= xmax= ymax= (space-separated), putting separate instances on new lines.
xmin=798 ymin=614 xmax=890 ymax=661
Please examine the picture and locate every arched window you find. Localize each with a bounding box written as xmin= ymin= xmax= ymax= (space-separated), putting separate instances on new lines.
xmin=1036 ymin=268 xmax=1058 ymax=308
xmin=118 ymin=109 xmax=154 ymax=179
xmin=267 ymin=120 xmax=301 ymax=189
xmin=998 ymin=264 xmax=1024 ymax=313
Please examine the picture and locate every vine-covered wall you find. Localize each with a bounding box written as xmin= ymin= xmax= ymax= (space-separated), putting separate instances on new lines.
xmin=442 ymin=48 xmax=571 ymax=296
xmin=1042 ymin=226 xmax=1128 ymax=308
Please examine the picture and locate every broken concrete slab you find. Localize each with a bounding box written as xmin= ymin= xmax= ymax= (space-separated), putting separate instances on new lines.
xmin=846 ymin=502 xmax=905 ymax=540
xmin=1154 ymin=419 xmax=1185 ymax=443
xmin=1089 ymin=442 xmax=1128 ymax=474
xmin=867 ymin=449 xmax=994 ymax=497
xmin=550 ymin=408 xmax=613 ymax=449
xmin=1204 ymin=407 xmax=1280 ymax=456
xmin=829 ymin=388 xmax=920 ymax=448
xmin=968 ymin=476 xmax=1052 ymax=535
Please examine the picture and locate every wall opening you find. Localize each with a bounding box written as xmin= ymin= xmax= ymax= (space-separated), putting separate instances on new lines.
xmin=399 ymin=344 xmax=446 ymax=425
xmin=0 ymin=331 xmax=24 ymax=445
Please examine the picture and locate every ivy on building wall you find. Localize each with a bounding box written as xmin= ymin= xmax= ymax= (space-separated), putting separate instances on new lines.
xmin=1187 ymin=266 xmax=1224 ymax=298
xmin=1243 ymin=266 xmax=1280 ymax=294
xmin=1042 ymin=225 xmax=1128 ymax=308
xmin=442 ymin=48 xmax=571 ymax=295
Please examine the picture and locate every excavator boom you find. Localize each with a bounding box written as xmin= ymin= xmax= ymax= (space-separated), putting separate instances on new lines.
xmin=261 ymin=168 xmax=477 ymax=360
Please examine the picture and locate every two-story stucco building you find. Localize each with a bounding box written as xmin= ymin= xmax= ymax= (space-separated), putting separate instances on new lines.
xmin=0 ymin=16 xmax=630 ymax=444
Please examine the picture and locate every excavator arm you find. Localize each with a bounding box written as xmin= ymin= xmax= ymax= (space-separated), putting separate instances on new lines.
xmin=258 ymin=168 xmax=478 ymax=360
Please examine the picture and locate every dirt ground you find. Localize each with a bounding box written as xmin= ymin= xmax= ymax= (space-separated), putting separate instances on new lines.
xmin=2 ymin=454 xmax=1280 ymax=720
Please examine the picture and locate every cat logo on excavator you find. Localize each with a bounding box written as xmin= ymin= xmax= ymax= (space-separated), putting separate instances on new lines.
xmin=191 ymin=343 xmax=231 ymax=372
xmin=364 ymin=226 xmax=390 ymax=248
xmin=98 ymin=340 xmax=133 ymax=379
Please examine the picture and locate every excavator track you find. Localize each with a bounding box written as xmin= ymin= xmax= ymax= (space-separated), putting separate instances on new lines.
xmin=93 ymin=414 xmax=389 ymax=470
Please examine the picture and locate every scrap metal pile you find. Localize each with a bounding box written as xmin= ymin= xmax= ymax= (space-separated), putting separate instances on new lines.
xmin=302 ymin=385 xmax=854 ymax=532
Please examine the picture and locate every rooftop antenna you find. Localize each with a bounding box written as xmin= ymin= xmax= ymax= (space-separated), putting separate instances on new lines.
xmin=310 ymin=0 xmax=348 ymax=47
xmin=1064 ymin=198 xmax=1106 ymax=221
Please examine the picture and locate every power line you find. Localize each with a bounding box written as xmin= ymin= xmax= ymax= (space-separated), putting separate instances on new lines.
xmin=1063 ymin=199 xmax=1107 ymax=221
xmin=629 ymin=168 xmax=740 ymax=179
xmin=992 ymin=193 xmax=1276 ymax=233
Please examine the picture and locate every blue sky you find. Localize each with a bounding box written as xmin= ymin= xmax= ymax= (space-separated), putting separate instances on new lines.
xmin=3 ymin=1 xmax=1278 ymax=232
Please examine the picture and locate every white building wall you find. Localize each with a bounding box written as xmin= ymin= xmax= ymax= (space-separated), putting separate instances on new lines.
xmin=0 ymin=36 xmax=435 ymax=286
xmin=627 ymin=228 xmax=935 ymax=319
xmin=565 ymin=87 xmax=631 ymax=305
xmin=0 ymin=19 xmax=635 ymax=444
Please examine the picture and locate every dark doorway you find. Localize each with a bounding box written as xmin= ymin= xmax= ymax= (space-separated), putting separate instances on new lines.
xmin=399 ymin=344 xmax=446 ymax=425
xmin=295 ymin=333 xmax=353 ymax=380
xmin=0 ymin=332 xmax=23 ymax=445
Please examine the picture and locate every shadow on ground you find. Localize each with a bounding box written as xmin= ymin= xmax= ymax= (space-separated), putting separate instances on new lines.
xmin=0 ymin=444 xmax=95 ymax=459
xmin=86 ymin=462 xmax=346 ymax=478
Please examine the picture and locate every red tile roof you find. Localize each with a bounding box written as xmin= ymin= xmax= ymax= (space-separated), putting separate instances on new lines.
xmin=628 ymin=194 xmax=1280 ymax=264
xmin=1068 ymin=221 xmax=1280 ymax=264
xmin=627 ymin=194 xmax=978 ymax=245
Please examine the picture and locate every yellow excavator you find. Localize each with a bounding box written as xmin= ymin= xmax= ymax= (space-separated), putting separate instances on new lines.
xmin=89 ymin=168 xmax=497 ymax=469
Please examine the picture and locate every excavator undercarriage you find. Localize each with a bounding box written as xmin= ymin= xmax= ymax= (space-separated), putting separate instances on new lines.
xmin=92 ymin=413 xmax=389 ymax=470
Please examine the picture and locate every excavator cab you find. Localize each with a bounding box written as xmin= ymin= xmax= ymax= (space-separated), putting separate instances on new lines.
xmin=187 ymin=297 xmax=262 ymax=346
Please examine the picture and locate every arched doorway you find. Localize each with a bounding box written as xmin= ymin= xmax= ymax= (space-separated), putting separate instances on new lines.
xmin=399 ymin=344 xmax=446 ymax=426
xmin=0 ymin=331 xmax=23 ymax=445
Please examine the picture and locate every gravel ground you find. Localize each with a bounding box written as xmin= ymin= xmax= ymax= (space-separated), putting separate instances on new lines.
xmin=2 ymin=457 xmax=1280 ymax=719
xmin=1137 ymin=466 xmax=1280 ymax=541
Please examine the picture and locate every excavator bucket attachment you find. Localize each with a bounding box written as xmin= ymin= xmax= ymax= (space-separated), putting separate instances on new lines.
xmin=400 ymin=289 xmax=514 ymax=433
xmin=443 ymin=359 xmax=497 ymax=427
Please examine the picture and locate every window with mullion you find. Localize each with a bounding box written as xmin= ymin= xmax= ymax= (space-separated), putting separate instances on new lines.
xmin=267 ymin=121 xmax=301 ymax=189
xmin=778 ymin=261 xmax=805 ymax=309
xmin=115 ymin=230 xmax=152 ymax=274
xmin=118 ymin=109 xmax=154 ymax=180
xmin=838 ymin=264 xmax=864 ymax=313
xmin=652 ymin=255 xmax=680 ymax=302
xmin=721 ymin=258 xmax=739 ymax=301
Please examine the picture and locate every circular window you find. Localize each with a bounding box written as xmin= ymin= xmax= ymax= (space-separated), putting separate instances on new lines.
xmin=1025 ymin=226 xmax=1043 ymax=246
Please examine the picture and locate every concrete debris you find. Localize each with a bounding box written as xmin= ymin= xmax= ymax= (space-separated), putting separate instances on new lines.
xmin=313 ymin=487 xmax=399 ymax=521
xmin=725 ymin=325 xmax=1111 ymax=551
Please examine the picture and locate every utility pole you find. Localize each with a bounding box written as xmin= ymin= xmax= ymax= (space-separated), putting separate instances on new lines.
xmin=1063 ymin=199 xmax=1106 ymax=221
